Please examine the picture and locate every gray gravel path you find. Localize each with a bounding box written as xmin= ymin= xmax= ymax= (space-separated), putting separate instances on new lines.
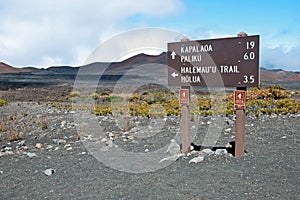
xmin=0 ymin=102 xmax=299 ymax=199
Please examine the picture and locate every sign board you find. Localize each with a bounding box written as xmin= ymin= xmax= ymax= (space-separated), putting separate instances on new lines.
xmin=168 ymin=35 xmax=259 ymax=87
xmin=234 ymin=90 xmax=246 ymax=109
xmin=179 ymin=89 xmax=189 ymax=105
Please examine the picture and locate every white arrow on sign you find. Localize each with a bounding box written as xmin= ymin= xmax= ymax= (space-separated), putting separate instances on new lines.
xmin=171 ymin=51 xmax=176 ymax=59
xmin=171 ymin=71 xmax=179 ymax=78
xmin=238 ymin=93 xmax=242 ymax=99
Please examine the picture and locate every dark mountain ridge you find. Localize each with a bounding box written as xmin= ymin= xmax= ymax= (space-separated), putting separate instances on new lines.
xmin=1 ymin=53 xmax=299 ymax=82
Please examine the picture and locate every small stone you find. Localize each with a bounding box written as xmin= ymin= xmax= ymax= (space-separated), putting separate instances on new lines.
xmin=127 ymin=136 xmax=134 ymax=140
xmin=108 ymin=132 xmax=114 ymax=138
xmin=26 ymin=152 xmax=36 ymax=158
xmin=61 ymin=121 xmax=66 ymax=128
xmin=82 ymin=135 xmax=92 ymax=141
xmin=0 ymin=152 xmax=9 ymax=157
xmin=35 ymin=143 xmax=42 ymax=149
xmin=281 ymin=136 xmax=287 ymax=139
xmin=21 ymin=146 xmax=29 ymax=150
xmin=215 ymin=149 xmax=228 ymax=155
xmin=5 ymin=151 xmax=14 ymax=155
xmin=44 ymin=169 xmax=55 ymax=176
xmin=17 ymin=140 xmax=26 ymax=146
xmin=201 ymin=149 xmax=213 ymax=154
xmin=189 ymin=156 xmax=205 ymax=164
xmin=130 ymin=127 xmax=139 ymax=133
xmin=226 ymin=119 xmax=235 ymax=125
xmin=207 ymin=121 xmax=211 ymax=125
xmin=0 ymin=170 xmax=3 ymax=174
xmin=225 ymin=128 xmax=232 ymax=132
xmin=270 ymin=113 xmax=277 ymax=118
xmin=167 ymin=139 xmax=181 ymax=155
xmin=46 ymin=145 xmax=53 ymax=150
xmin=53 ymin=139 xmax=66 ymax=145
xmin=101 ymin=138 xmax=108 ymax=142
xmin=3 ymin=146 xmax=12 ymax=151
xmin=145 ymin=149 xmax=149 ymax=152
xmin=159 ymin=153 xmax=185 ymax=163
xmin=123 ymin=132 xmax=129 ymax=136
xmin=66 ymin=147 xmax=73 ymax=151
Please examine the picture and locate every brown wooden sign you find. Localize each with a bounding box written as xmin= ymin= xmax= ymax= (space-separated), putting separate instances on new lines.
xmin=168 ymin=35 xmax=259 ymax=87
xmin=234 ymin=90 xmax=247 ymax=109
xmin=179 ymin=89 xmax=189 ymax=105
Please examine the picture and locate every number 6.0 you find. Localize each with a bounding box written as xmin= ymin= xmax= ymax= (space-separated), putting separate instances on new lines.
xmin=244 ymin=52 xmax=255 ymax=60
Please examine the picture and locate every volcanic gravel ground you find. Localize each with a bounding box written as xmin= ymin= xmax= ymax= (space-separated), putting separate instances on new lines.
xmin=0 ymin=102 xmax=299 ymax=199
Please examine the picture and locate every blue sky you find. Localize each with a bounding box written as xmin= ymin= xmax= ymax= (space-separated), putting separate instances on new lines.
xmin=0 ymin=0 xmax=299 ymax=71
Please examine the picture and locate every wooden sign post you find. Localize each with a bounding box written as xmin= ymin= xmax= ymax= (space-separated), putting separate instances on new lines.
xmin=168 ymin=32 xmax=259 ymax=157
xmin=234 ymin=31 xmax=248 ymax=157
xmin=179 ymin=88 xmax=190 ymax=154
xmin=234 ymin=87 xmax=247 ymax=157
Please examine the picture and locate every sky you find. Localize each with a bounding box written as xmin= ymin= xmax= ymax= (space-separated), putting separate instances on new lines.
xmin=0 ymin=0 xmax=299 ymax=71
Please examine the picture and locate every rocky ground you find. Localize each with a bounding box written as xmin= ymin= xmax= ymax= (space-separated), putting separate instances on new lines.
xmin=0 ymin=99 xmax=299 ymax=199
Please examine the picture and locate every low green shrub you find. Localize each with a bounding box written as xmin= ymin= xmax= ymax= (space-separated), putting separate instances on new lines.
xmin=0 ymin=99 xmax=8 ymax=106
xmin=69 ymin=91 xmax=80 ymax=97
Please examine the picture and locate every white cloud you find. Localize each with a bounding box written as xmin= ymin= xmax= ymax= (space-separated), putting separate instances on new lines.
xmin=40 ymin=56 xmax=63 ymax=68
xmin=261 ymin=45 xmax=300 ymax=72
xmin=0 ymin=0 xmax=184 ymax=68
xmin=84 ymin=28 xmax=185 ymax=64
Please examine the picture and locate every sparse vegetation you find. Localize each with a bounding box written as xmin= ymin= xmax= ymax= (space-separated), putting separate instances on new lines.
xmin=100 ymin=91 xmax=110 ymax=96
xmin=0 ymin=99 xmax=8 ymax=106
xmin=39 ymin=118 xmax=49 ymax=130
xmin=69 ymin=91 xmax=81 ymax=98
xmin=8 ymin=127 xmax=22 ymax=142
xmin=90 ymin=93 xmax=100 ymax=100
xmin=0 ymin=114 xmax=23 ymax=142
xmin=55 ymin=85 xmax=300 ymax=118
xmin=106 ymin=95 xmax=124 ymax=103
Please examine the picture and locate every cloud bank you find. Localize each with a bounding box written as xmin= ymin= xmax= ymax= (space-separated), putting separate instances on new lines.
xmin=261 ymin=45 xmax=300 ymax=72
xmin=0 ymin=1 xmax=299 ymax=72
xmin=0 ymin=0 xmax=183 ymax=68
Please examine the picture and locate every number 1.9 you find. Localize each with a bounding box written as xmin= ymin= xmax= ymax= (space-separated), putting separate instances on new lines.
xmin=246 ymin=41 xmax=255 ymax=49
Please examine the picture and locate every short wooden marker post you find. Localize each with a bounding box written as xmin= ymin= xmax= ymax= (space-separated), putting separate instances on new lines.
xmin=179 ymin=37 xmax=191 ymax=155
xmin=234 ymin=87 xmax=247 ymax=157
xmin=180 ymin=87 xmax=190 ymax=154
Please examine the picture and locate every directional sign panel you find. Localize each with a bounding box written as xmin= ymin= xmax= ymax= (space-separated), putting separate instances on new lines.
xmin=234 ymin=90 xmax=247 ymax=109
xmin=167 ymin=35 xmax=260 ymax=87
xmin=179 ymin=89 xmax=189 ymax=105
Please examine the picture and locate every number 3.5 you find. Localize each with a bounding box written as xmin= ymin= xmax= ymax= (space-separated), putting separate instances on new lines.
xmin=243 ymin=75 xmax=255 ymax=83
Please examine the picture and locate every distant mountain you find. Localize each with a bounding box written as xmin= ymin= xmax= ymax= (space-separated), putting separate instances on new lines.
xmin=260 ymin=67 xmax=300 ymax=81
xmin=0 ymin=62 xmax=29 ymax=74
xmin=1 ymin=53 xmax=299 ymax=82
